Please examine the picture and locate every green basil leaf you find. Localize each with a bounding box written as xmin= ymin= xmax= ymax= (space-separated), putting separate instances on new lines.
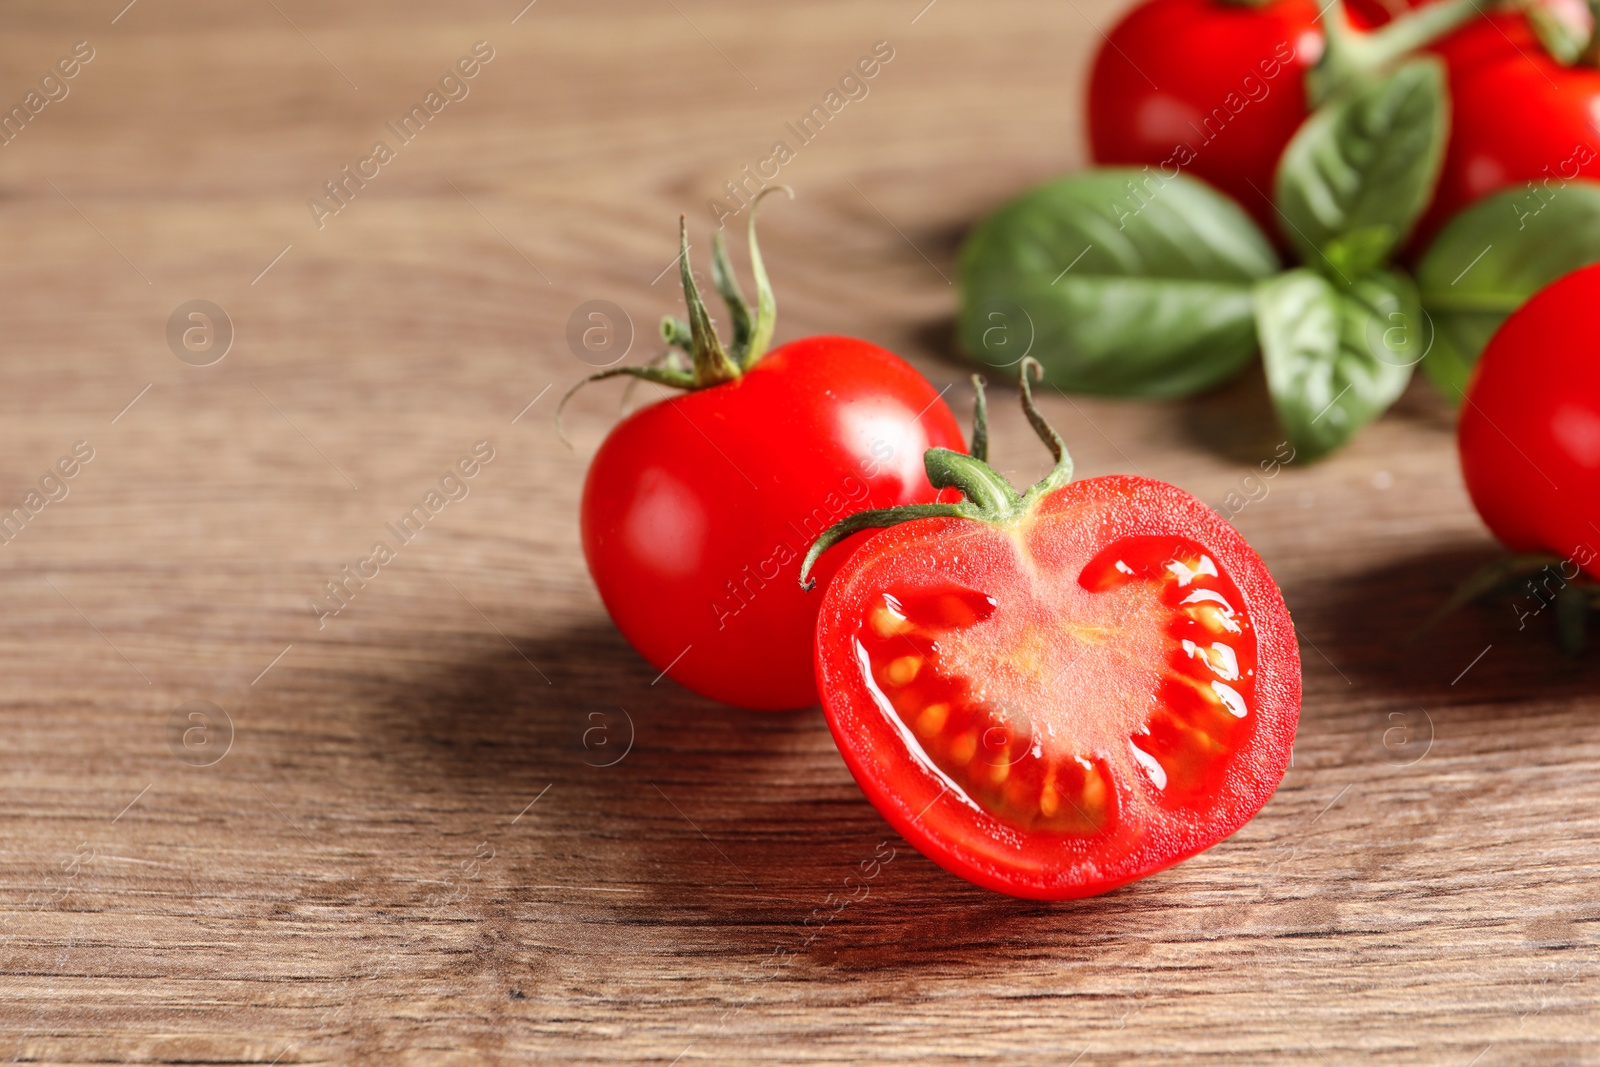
xmin=1256 ymin=268 xmax=1422 ymax=459
xmin=1416 ymin=179 xmax=1600 ymax=399
xmin=958 ymin=169 xmax=1280 ymax=397
xmin=1321 ymin=225 xmax=1394 ymax=282
xmin=1275 ymin=58 xmax=1447 ymax=277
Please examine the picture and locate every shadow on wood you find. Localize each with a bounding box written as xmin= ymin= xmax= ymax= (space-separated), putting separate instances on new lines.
xmin=1291 ymin=541 xmax=1597 ymax=706
xmin=341 ymin=614 xmax=1195 ymax=969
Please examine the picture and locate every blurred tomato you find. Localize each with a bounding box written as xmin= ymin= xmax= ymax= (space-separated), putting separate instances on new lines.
xmin=1414 ymin=9 xmax=1600 ymax=249
xmin=1086 ymin=0 xmax=1325 ymax=237
xmin=1458 ymin=262 xmax=1600 ymax=578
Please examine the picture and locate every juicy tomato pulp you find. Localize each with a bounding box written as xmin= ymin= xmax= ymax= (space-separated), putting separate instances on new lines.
xmin=1458 ymin=263 xmax=1600 ymax=579
xmin=581 ymin=336 xmax=964 ymax=710
xmin=817 ymin=476 xmax=1300 ymax=898
xmin=857 ymin=537 xmax=1259 ymax=832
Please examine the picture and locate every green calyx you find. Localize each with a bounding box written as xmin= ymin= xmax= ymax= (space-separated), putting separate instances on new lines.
xmin=652 ymin=184 xmax=791 ymax=385
xmin=1411 ymin=552 xmax=1600 ymax=656
xmin=1522 ymin=0 xmax=1600 ymax=67
xmin=1308 ymin=0 xmax=1495 ymax=104
xmin=798 ymin=358 xmax=1074 ymax=591
xmin=557 ymin=187 xmax=792 ymax=436
xmin=1584 ymin=0 xmax=1600 ymax=66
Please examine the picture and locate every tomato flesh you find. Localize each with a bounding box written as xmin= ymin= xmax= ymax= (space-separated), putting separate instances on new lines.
xmin=817 ymin=476 xmax=1300 ymax=899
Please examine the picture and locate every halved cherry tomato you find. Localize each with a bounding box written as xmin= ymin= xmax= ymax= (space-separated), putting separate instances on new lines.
xmin=1458 ymin=262 xmax=1600 ymax=578
xmin=804 ymin=364 xmax=1301 ymax=898
xmin=577 ymin=200 xmax=964 ymax=710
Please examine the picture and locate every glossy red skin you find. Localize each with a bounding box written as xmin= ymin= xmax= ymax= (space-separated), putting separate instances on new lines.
xmin=1412 ymin=12 xmax=1600 ymax=251
xmin=815 ymin=475 xmax=1301 ymax=899
xmin=581 ymin=336 xmax=965 ymax=711
xmin=1459 ymin=263 xmax=1600 ymax=579
xmin=1087 ymin=0 xmax=1327 ymax=237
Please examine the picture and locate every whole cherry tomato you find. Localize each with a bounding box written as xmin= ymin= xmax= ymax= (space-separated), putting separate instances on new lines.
xmin=1086 ymin=0 xmax=1323 ymax=236
xmin=1413 ymin=11 xmax=1600 ymax=250
xmin=577 ymin=203 xmax=964 ymax=711
xmin=1458 ymin=262 xmax=1600 ymax=580
xmin=803 ymin=363 xmax=1300 ymax=898
xmin=1088 ymin=0 xmax=1485 ymax=241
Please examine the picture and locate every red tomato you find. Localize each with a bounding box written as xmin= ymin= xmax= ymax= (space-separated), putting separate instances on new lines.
xmin=1414 ymin=12 xmax=1600 ymax=250
xmin=1086 ymin=0 xmax=1325 ymax=236
xmin=1347 ymin=0 xmax=1415 ymax=24
xmin=582 ymin=335 xmax=964 ymax=710
xmin=1458 ymin=263 xmax=1600 ymax=579
xmin=809 ymin=369 xmax=1300 ymax=898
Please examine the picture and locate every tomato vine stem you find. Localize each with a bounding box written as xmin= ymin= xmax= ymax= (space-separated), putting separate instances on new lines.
xmin=969 ymin=373 xmax=989 ymax=463
xmin=1581 ymin=0 xmax=1600 ymax=66
xmin=1309 ymin=0 xmax=1496 ymax=104
xmin=556 ymin=188 xmax=794 ymax=444
xmin=799 ymin=358 xmax=1077 ymax=590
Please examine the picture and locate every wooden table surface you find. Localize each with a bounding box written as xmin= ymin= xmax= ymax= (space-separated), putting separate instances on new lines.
xmin=3 ymin=1 xmax=1597 ymax=1063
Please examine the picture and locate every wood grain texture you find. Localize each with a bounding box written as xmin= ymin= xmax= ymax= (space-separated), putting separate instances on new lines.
xmin=1 ymin=1 xmax=1597 ymax=1064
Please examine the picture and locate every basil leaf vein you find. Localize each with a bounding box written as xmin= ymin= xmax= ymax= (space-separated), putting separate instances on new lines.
xmin=1275 ymin=58 xmax=1448 ymax=278
xmin=1256 ymin=268 xmax=1422 ymax=459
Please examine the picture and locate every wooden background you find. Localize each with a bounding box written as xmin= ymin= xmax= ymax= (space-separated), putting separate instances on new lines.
xmin=2 ymin=1 xmax=1597 ymax=1063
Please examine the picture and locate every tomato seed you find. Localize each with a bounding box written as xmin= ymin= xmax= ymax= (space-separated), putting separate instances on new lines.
xmin=1039 ymin=782 xmax=1061 ymax=818
xmin=950 ymin=731 xmax=978 ymax=765
xmin=870 ymin=600 xmax=912 ymax=638
xmin=884 ymin=655 xmax=922 ymax=687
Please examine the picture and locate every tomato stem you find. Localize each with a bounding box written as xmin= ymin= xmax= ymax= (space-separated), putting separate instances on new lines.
xmin=1515 ymin=0 xmax=1587 ymax=64
xmin=554 ymin=361 xmax=697 ymax=446
xmin=969 ymin=374 xmax=989 ymax=463
xmin=745 ymin=187 xmax=789 ymax=370
xmin=1410 ymin=550 xmax=1597 ymax=656
xmin=1017 ymin=359 xmax=1074 ymax=500
xmin=1408 ymin=552 xmax=1563 ymax=642
xmin=798 ymin=502 xmax=980 ymax=591
xmin=1309 ymin=0 xmax=1491 ymax=103
xmin=1556 ymin=583 xmax=1589 ymax=656
xmin=559 ymin=192 xmax=796 ymax=431
xmin=710 ymin=230 xmax=755 ymax=360
xmin=1582 ymin=0 xmax=1600 ymax=66
xmin=927 ymin=448 xmax=1021 ymax=514
xmin=660 ymin=315 xmax=693 ymax=353
xmin=799 ymin=358 xmax=1077 ymax=589
xmin=678 ymin=215 xmax=743 ymax=386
